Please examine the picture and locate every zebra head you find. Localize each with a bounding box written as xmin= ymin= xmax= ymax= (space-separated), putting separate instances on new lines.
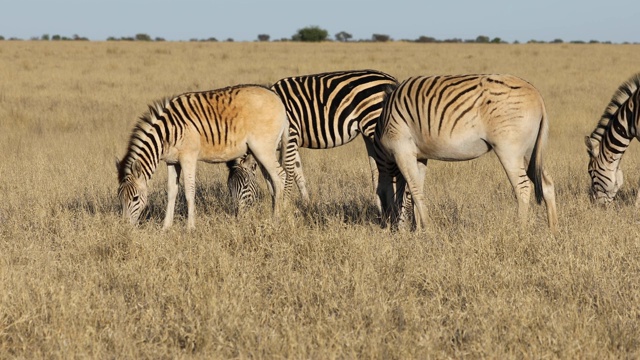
xmin=116 ymin=158 xmax=149 ymax=224
xmin=226 ymin=153 xmax=259 ymax=214
xmin=585 ymin=136 xmax=624 ymax=205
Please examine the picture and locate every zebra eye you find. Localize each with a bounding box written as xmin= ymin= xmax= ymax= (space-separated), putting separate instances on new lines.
xmin=132 ymin=195 xmax=140 ymax=202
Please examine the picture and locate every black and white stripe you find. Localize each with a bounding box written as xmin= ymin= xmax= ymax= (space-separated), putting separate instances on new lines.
xmin=374 ymin=74 xmax=558 ymax=232
xmin=585 ymin=73 xmax=640 ymax=205
xmin=116 ymin=84 xmax=289 ymax=229
xmin=228 ymin=69 xmax=398 ymax=212
xmin=226 ymin=154 xmax=260 ymax=215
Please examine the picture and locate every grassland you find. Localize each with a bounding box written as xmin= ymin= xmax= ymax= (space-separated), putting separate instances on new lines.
xmin=1 ymin=41 xmax=639 ymax=358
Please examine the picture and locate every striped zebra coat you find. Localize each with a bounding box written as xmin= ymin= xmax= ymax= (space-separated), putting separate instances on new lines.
xmin=228 ymin=69 xmax=400 ymax=212
xmin=374 ymin=74 xmax=558 ymax=233
xmin=116 ymin=84 xmax=289 ymax=229
xmin=585 ymin=73 xmax=640 ymax=206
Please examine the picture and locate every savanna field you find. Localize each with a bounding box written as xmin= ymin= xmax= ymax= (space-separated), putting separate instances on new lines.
xmin=1 ymin=41 xmax=640 ymax=358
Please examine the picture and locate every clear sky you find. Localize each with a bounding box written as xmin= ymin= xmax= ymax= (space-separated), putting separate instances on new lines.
xmin=1 ymin=0 xmax=639 ymax=43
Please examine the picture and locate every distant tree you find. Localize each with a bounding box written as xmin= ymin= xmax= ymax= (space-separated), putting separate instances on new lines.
xmin=52 ymin=34 xmax=61 ymax=41
xmin=475 ymin=35 xmax=490 ymax=43
xmin=41 ymin=34 xmax=50 ymax=41
xmin=443 ymin=38 xmax=462 ymax=43
xmin=225 ymin=38 xmax=234 ymax=42
xmin=206 ymin=37 xmax=218 ymax=42
xmin=0 ymin=36 xmax=4 ymax=41
xmin=155 ymin=37 xmax=166 ymax=42
xmin=135 ymin=33 xmax=152 ymax=41
xmin=257 ymin=34 xmax=270 ymax=42
xmin=293 ymin=26 xmax=328 ymax=42
xmin=490 ymin=37 xmax=503 ymax=43
xmin=416 ymin=36 xmax=437 ymax=43
xmin=73 ymin=34 xmax=89 ymax=41
xmin=551 ymin=38 xmax=564 ymax=44
xmin=335 ymin=31 xmax=352 ymax=42
xmin=570 ymin=40 xmax=586 ymax=44
xmin=589 ymin=39 xmax=600 ymax=44
xmin=372 ymin=34 xmax=390 ymax=42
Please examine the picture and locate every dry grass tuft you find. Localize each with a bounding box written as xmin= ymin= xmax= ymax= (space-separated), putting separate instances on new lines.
xmin=1 ymin=41 xmax=640 ymax=358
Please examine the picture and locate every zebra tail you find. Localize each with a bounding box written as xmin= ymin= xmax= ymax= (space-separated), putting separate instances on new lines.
xmin=527 ymin=111 xmax=548 ymax=205
xmin=280 ymin=123 xmax=291 ymax=183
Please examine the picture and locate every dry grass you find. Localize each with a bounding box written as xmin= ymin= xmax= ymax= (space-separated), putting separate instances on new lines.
xmin=1 ymin=41 xmax=640 ymax=358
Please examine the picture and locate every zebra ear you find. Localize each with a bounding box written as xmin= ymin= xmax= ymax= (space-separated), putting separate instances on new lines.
xmin=585 ymin=136 xmax=598 ymax=156
xmin=131 ymin=160 xmax=144 ymax=179
xmin=115 ymin=157 xmax=121 ymax=172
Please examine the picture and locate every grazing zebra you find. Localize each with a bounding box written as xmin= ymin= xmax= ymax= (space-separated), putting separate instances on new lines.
xmin=226 ymin=153 xmax=259 ymax=215
xmin=374 ymin=74 xmax=558 ymax=233
xmin=228 ymin=69 xmax=400 ymax=211
xmin=116 ymin=84 xmax=289 ymax=229
xmin=585 ymin=73 xmax=640 ymax=206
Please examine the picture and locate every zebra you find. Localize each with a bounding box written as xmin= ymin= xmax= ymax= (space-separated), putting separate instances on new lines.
xmin=227 ymin=69 xmax=400 ymax=213
xmin=585 ymin=73 xmax=640 ymax=206
xmin=226 ymin=153 xmax=259 ymax=216
xmin=115 ymin=84 xmax=289 ymax=229
xmin=374 ymin=74 xmax=558 ymax=233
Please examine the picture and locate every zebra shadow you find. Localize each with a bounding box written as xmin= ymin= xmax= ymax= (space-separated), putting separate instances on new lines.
xmin=297 ymin=198 xmax=381 ymax=227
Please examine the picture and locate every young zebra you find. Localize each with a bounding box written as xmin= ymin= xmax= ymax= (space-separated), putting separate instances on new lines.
xmin=585 ymin=73 xmax=640 ymax=206
xmin=227 ymin=69 xmax=400 ymax=211
xmin=226 ymin=153 xmax=259 ymax=216
xmin=116 ymin=84 xmax=289 ymax=229
xmin=374 ymin=74 xmax=558 ymax=233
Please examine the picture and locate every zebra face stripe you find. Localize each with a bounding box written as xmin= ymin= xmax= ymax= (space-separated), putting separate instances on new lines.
xmin=118 ymin=179 xmax=148 ymax=225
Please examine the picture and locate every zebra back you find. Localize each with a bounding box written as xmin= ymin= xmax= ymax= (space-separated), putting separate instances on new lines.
xmin=271 ymin=69 xmax=398 ymax=148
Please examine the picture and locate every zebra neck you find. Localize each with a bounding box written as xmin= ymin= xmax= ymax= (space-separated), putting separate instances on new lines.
xmin=597 ymin=115 xmax=633 ymax=168
xmin=121 ymin=127 xmax=164 ymax=182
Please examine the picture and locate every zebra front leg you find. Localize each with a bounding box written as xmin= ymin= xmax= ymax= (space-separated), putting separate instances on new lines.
xmin=252 ymin=151 xmax=284 ymax=220
xmin=163 ymin=163 xmax=182 ymax=230
xmin=285 ymin=147 xmax=310 ymax=204
xmin=181 ymin=159 xmax=198 ymax=230
xmin=376 ymin=170 xmax=395 ymax=229
xmin=363 ymin=138 xmax=382 ymax=214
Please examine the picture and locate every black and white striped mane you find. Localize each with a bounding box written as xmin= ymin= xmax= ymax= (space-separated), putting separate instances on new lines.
xmin=117 ymin=97 xmax=172 ymax=182
xmin=591 ymin=73 xmax=640 ymax=142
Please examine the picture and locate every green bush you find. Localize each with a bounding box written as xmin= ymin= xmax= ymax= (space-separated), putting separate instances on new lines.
xmin=293 ymin=26 xmax=328 ymax=42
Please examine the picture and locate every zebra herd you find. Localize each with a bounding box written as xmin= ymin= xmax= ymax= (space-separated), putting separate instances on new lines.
xmin=116 ymin=69 xmax=640 ymax=233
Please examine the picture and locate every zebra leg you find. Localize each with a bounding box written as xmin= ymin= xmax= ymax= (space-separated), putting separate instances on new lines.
xmin=393 ymin=154 xmax=428 ymax=231
xmin=163 ymin=163 xmax=181 ymax=230
xmin=542 ymin=168 xmax=558 ymax=233
xmin=363 ymin=138 xmax=382 ymax=214
xmin=398 ymin=161 xmax=424 ymax=231
xmin=180 ymin=159 xmax=198 ymax=230
xmin=290 ymin=146 xmax=310 ymax=203
xmin=496 ymin=153 xmax=531 ymax=227
xmin=251 ymin=151 xmax=284 ymax=219
xmin=376 ymin=170 xmax=395 ymax=228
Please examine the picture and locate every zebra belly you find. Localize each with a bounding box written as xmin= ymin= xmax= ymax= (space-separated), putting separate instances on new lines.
xmin=417 ymin=137 xmax=491 ymax=161
xmin=198 ymin=145 xmax=249 ymax=163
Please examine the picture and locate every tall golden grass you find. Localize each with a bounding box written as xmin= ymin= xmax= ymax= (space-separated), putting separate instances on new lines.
xmin=1 ymin=41 xmax=639 ymax=358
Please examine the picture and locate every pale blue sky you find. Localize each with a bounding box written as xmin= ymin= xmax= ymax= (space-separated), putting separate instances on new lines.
xmin=1 ymin=0 xmax=639 ymax=43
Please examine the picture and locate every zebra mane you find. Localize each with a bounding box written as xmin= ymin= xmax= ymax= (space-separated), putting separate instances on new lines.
xmin=590 ymin=73 xmax=640 ymax=142
xmin=117 ymin=97 xmax=172 ymax=182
